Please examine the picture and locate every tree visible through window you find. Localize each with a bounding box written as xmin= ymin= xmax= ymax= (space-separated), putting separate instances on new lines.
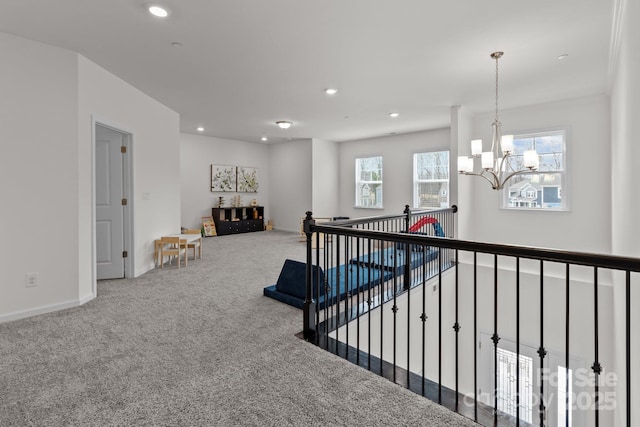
xmin=503 ymin=130 xmax=566 ymax=210
xmin=355 ymin=156 xmax=383 ymax=208
xmin=413 ymin=151 xmax=449 ymax=209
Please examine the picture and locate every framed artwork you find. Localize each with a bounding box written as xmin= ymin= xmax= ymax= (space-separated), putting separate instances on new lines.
xmin=211 ymin=164 xmax=236 ymax=192
xmin=202 ymin=216 xmax=217 ymax=236
xmin=237 ymin=166 xmax=259 ymax=193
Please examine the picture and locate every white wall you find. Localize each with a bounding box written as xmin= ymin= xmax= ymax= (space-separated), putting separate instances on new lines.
xmin=464 ymin=95 xmax=611 ymax=253
xmin=451 ymin=106 xmax=474 ymax=240
xmin=312 ymin=138 xmax=339 ymax=218
xmin=78 ymin=56 xmax=180 ymax=279
xmin=0 ymin=33 xmax=180 ymax=322
xmin=180 ymin=133 xmax=270 ymax=230
xmin=268 ymin=139 xmax=312 ymax=232
xmin=0 ymin=33 xmax=81 ymax=320
xmin=338 ymin=129 xmax=451 ymax=219
xmin=610 ymin=1 xmax=640 ymax=425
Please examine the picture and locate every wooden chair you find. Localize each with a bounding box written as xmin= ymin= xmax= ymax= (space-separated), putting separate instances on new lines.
xmin=159 ymin=236 xmax=187 ymax=269
xmin=183 ymin=229 xmax=202 ymax=260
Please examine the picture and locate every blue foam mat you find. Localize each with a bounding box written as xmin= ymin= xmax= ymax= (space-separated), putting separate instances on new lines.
xmin=263 ymin=260 xmax=394 ymax=309
xmin=350 ymin=247 xmax=438 ymax=274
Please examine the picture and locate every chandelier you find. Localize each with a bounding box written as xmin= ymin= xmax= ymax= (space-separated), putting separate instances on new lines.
xmin=457 ymin=52 xmax=539 ymax=190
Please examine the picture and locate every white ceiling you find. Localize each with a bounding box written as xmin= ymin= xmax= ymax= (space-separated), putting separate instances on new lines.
xmin=0 ymin=0 xmax=614 ymax=143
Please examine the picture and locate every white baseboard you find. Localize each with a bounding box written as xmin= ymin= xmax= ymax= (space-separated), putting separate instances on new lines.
xmin=0 ymin=293 xmax=96 ymax=324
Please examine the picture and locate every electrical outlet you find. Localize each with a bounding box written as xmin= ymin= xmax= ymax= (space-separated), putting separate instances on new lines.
xmin=25 ymin=273 xmax=39 ymax=288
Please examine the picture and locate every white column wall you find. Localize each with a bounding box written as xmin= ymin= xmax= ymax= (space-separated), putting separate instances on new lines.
xmin=451 ymin=106 xmax=474 ymax=240
xmin=312 ymin=138 xmax=340 ymax=218
xmin=610 ymin=1 xmax=640 ymax=425
xmin=267 ymin=139 xmax=313 ymax=233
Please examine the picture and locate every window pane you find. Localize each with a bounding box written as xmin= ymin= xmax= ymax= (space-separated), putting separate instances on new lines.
xmin=414 ymin=151 xmax=449 ymax=209
xmin=502 ymin=130 xmax=566 ymax=210
xmin=355 ymin=156 xmax=383 ymax=208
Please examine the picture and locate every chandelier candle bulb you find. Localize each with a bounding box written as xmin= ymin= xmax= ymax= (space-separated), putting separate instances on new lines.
xmin=458 ymin=156 xmax=472 ymax=173
xmin=457 ymin=156 xmax=466 ymax=173
xmin=465 ymin=157 xmax=474 ymax=173
xmin=481 ymin=152 xmax=494 ymax=169
xmin=501 ymin=135 xmax=514 ymax=153
xmin=471 ymin=139 xmax=483 ymax=156
xmin=523 ymin=150 xmax=539 ymax=169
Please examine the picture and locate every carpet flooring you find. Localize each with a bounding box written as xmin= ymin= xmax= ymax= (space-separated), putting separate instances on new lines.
xmin=0 ymin=230 xmax=477 ymax=426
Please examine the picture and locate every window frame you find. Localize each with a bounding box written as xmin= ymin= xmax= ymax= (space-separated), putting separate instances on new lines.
xmin=412 ymin=150 xmax=450 ymax=209
xmin=501 ymin=128 xmax=569 ymax=212
xmin=354 ymin=156 xmax=383 ymax=209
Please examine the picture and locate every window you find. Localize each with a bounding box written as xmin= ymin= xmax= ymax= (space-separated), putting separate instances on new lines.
xmin=496 ymin=348 xmax=533 ymax=423
xmin=557 ymin=366 xmax=573 ymax=427
xmin=502 ymin=130 xmax=567 ymax=210
xmin=413 ymin=151 xmax=449 ymax=209
xmin=355 ymin=156 xmax=383 ymax=208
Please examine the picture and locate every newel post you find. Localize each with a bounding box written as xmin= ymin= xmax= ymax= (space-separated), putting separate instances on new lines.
xmin=303 ymin=211 xmax=316 ymax=341
xmin=403 ymin=205 xmax=412 ymax=290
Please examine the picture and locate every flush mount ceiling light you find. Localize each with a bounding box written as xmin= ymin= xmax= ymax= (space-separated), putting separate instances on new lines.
xmin=261 ymin=137 xmax=268 ymax=142
xmin=457 ymin=51 xmax=539 ymax=190
xmin=389 ymin=112 xmax=399 ymax=118
xmin=276 ymin=121 xmax=292 ymax=129
xmin=196 ymin=127 xmax=204 ymax=132
xmin=324 ymin=88 xmax=338 ymax=95
xmin=148 ymin=5 xmax=170 ymax=17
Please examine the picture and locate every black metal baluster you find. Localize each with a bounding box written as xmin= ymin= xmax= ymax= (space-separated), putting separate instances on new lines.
xmin=454 ymin=249 xmax=460 ymax=412
xmin=474 ymin=252 xmax=478 ymax=422
xmin=335 ymin=232 xmax=340 ymax=355
xmin=392 ymin=245 xmax=398 ymax=383
xmin=421 ymin=251 xmax=428 ymax=397
xmin=565 ymin=264 xmax=570 ymax=427
xmin=322 ymin=230 xmax=328 ymax=350
xmin=438 ymin=247 xmax=443 ymax=404
xmin=516 ymin=257 xmax=520 ymax=426
xmin=315 ymin=231 xmax=321 ymax=346
xmin=367 ymin=238 xmax=372 ymax=370
xmin=356 ymin=237 xmax=361 ymax=366
xmin=492 ymin=254 xmax=500 ymax=425
xmin=538 ymin=261 xmax=546 ymax=427
xmin=380 ymin=240 xmax=384 ymax=377
xmin=344 ymin=236 xmax=349 ymax=359
xmin=626 ymin=270 xmax=631 ymax=427
xmin=407 ymin=252 xmax=412 ymax=389
xmin=593 ymin=267 xmax=601 ymax=427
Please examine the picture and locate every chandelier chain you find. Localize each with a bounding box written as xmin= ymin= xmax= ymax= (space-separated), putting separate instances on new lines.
xmin=495 ymin=54 xmax=499 ymax=123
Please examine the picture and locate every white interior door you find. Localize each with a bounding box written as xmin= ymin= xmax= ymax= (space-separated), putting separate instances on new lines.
xmin=96 ymin=124 xmax=126 ymax=280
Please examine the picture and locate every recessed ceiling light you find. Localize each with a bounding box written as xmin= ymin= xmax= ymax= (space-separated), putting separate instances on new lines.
xmin=325 ymin=88 xmax=338 ymax=95
xmin=261 ymin=137 xmax=268 ymax=141
xmin=558 ymin=54 xmax=569 ymax=60
xmin=148 ymin=5 xmax=169 ymax=18
xmin=276 ymin=121 xmax=292 ymax=129
xmin=171 ymin=42 xmax=183 ymax=47
xmin=389 ymin=112 xmax=399 ymax=118
xmin=196 ymin=127 xmax=204 ymax=132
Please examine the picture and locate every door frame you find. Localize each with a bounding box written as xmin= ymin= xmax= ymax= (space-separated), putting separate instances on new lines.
xmin=91 ymin=116 xmax=134 ymax=294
